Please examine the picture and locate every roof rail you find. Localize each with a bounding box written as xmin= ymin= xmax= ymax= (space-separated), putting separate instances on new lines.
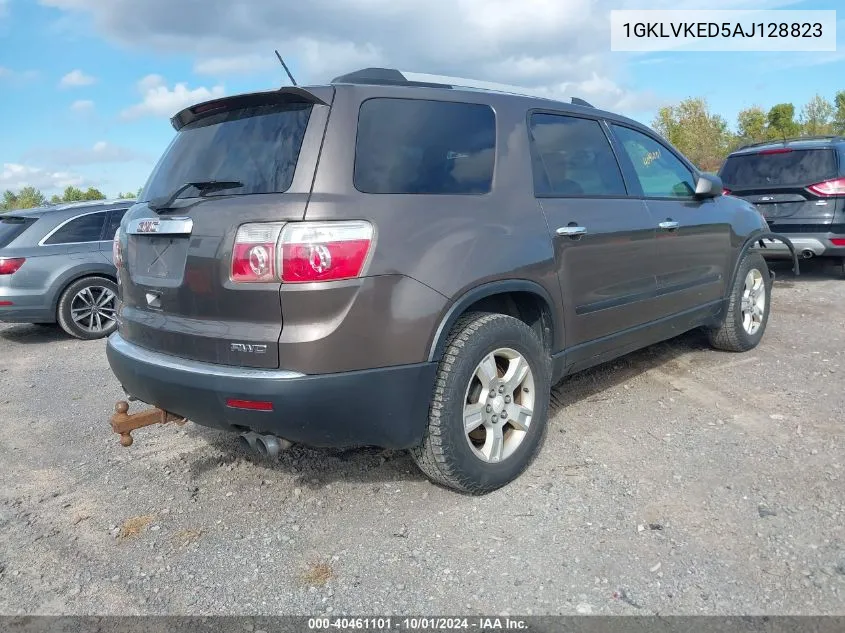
xmin=736 ymin=135 xmax=845 ymax=152
xmin=330 ymin=67 xmax=595 ymax=107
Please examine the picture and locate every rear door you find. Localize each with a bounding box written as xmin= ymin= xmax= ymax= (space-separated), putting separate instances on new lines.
xmin=719 ymin=147 xmax=841 ymax=227
xmin=116 ymin=89 xmax=333 ymax=369
xmin=609 ymin=123 xmax=730 ymax=312
xmin=527 ymin=111 xmax=662 ymax=348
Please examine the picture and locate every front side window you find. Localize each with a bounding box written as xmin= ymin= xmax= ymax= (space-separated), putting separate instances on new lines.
xmin=43 ymin=212 xmax=106 ymax=245
xmin=354 ymin=98 xmax=496 ymax=194
xmin=141 ymin=103 xmax=313 ymax=202
xmin=611 ymin=125 xmax=696 ymax=198
xmin=528 ymin=113 xmax=627 ymax=196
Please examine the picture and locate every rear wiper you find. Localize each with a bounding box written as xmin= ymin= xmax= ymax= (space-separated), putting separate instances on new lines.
xmin=147 ymin=180 xmax=244 ymax=212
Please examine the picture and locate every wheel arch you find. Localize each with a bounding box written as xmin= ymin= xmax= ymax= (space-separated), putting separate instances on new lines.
xmin=721 ymin=230 xmax=798 ymax=318
xmin=50 ymin=266 xmax=118 ymax=316
xmin=426 ymin=280 xmax=562 ymax=364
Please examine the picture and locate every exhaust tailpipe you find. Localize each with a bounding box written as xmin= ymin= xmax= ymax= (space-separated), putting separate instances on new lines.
xmin=239 ymin=431 xmax=292 ymax=459
xmin=239 ymin=431 xmax=260 ymax=453
xmin=801 ymin=249 xmax=815 ymax=259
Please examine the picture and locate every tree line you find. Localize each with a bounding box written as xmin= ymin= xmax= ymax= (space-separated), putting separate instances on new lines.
xmin=1 ymin=186 xmax=142 ymax=212
xmin=653 ymin=91 xmax=845 ymax=172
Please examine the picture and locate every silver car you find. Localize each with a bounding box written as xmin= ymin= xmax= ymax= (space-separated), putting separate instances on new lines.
xmin=0 ymin=199 xmax=133 ymax=339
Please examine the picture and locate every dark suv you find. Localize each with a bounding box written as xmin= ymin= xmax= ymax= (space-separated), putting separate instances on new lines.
xmin=107 ymin=68 xmax=779 ymax=494
xmin=720 ymin=136 xmax=845 ymax=267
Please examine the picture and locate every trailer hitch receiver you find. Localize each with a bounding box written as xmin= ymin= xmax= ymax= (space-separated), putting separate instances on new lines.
xmin=110 ymin=400 xmax=187 ymax=447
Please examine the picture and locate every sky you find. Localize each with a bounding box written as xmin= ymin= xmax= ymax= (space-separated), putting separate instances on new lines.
xmin=0 ymin=0 xmax=843 ymax=197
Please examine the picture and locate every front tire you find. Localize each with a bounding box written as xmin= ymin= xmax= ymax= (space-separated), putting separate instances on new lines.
xmin=708 ymin=251 xmax=772 ymax=352
xmin=56 ymin=276 xmax=119 ymax=340
xmin=411 ymin=312 xmax=551 ymax=494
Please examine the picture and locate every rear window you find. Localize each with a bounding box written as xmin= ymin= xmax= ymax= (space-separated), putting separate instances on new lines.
xmin=140 ymin=103 xmax=313 ymax=202
xmin=720 ymin=148 xmax=838 ymax=188
xmin=0 ymin=216 xmax=36 ymax=248
xmin=354 ymin=98 xmax=496 ymax=194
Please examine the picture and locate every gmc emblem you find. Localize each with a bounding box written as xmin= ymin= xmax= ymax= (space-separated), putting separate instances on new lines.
xmin=137 ymin=219 xmax=161 ymax=233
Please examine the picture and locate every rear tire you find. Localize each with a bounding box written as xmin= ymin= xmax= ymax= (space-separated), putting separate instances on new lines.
xmin=708 ymin=252 xmax=772 ymax=352
xmin=56 ymin=276 xmax=119 ymax=340
xmin=411 ymin=312 xmax=551 ymax=494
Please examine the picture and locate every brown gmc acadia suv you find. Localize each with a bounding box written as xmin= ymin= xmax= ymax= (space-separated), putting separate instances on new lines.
xmin=107 ymin=68 xmax=791 ymax=494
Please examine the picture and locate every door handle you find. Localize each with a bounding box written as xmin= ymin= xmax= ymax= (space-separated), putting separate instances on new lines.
xmin=658 ymin=220 xmax=679 ymax=230
xmin=556 ymin=226 xmax=587 ymax=237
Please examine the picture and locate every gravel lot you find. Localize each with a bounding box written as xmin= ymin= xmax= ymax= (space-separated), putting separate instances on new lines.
xmin=1 ymin=259 xmax=844 ymax=617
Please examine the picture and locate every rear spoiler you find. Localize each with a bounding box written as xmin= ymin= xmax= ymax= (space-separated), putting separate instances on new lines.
xmin=170 ymin=86 xmax=331 ymax=131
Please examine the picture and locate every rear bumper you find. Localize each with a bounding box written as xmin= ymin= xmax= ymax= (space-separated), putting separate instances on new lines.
xmin=0 ymin=288 xmax=54 ymax=323
xmin=753 ymin=233 xmax=845 ymax=258
xmin=106 ymin=332 xmax=437 ymax=449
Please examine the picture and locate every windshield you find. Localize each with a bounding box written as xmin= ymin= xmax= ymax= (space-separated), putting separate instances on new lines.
xmin=0 ymin=216 xmax=36 ymax=248
xmin=720 ymin=148 xmax=838 ymax=189
xmin=140 ymin=103 xmax=313 ymax=202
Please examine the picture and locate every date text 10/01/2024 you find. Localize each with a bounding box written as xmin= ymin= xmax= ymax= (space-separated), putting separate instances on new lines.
xmin=308 ymin=617 xmax=528 ymax=630
xmin=622 ymin=22 xmax=823 ymax=39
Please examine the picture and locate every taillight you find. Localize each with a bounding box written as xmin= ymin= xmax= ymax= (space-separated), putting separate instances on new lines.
xmin=0 ymin=257 xmax=25 ymax=275
xmin=280 ymin=221 xmax=374 ymax=283
xmin=758 ymin=148 xmax=792 ymax=155
xmin=112 ymin=233 xmax=123 ymax=267
xmin=722 ymin=188 xmax=731 ymax=196
xmin=808 ymin=177 xmax=845 ymax=197
xmin=230 ymin=221 xmax=374 ymax=284
xmin=831 ymin=238 xmax=845 ymax=246
xmin=230 ymin=223 xmax=284 ymax=283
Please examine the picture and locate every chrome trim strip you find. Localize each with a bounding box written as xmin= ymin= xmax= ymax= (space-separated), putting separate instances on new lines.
xmin=126 ymin=217 xmax=193 ymax=236
xmin=108 ymin=332 xmax=305 ymax=380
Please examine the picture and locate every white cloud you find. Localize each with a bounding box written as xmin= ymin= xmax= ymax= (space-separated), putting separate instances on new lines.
xmin=36 ymin=0 xmax=807 ymax=117
xmin=59 ymin=68 xmax=96 ymax=87
xmin=70 ymin=99 xmax=94 ymax=112
xmin=194 ymin=54 xmax=275 ymax=76
xmin=0 ymin=163 xmax=85 ymax=192
xmin=120 ymin=74 xmax=225 ymax=120
xmin=24 ymin=141 xmax=151 ymax=166
xmin=0 ymin=67 xmax=39 ymax=81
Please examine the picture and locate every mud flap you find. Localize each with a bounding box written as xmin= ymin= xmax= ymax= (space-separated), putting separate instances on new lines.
xmin=752 ymin=232 xmax=800 ymax=277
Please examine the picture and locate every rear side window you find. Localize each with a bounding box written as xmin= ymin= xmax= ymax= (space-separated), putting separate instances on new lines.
xmin=141 ymin=103 xmax=313 ymax=202
xmin=611 ymin=125 xmax=696 ymax=198
xmin=528 ymin=113 xmax=626 ymax=196
xmin=0 ymin=216 xmax=36 ymax=248
xmin=719 ymin=149 xmax=838 ymax=188
xmin=104 ymin=208 xmax=128 ymax=241
xmin=43 ymin=212 xmax=106 ymax=245
xmin=354 ymin=98 xmax=496 ymax=194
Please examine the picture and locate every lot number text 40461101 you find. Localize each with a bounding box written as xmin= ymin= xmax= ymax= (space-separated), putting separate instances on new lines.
xmin=307 ymin=617 xmax=529 ymax=630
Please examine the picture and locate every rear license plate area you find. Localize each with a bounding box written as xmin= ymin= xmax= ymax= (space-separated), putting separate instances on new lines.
xmin=128 ymin=235 xmax=189 ymax=288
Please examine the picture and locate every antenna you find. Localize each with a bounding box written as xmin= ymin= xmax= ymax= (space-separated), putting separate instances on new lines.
xmin=274 ymin=50 xmax=297 ymax=86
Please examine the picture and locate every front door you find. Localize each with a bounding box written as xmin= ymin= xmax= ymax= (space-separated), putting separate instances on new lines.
xmin=527 ymin=112 xmax=663 ymax=352
xmin=608 ymin=124 xmax=731 ymax=313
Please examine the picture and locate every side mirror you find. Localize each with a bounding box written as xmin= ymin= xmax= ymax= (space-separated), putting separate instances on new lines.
xmin=694 ymin=173 xmax=724 ymax=198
